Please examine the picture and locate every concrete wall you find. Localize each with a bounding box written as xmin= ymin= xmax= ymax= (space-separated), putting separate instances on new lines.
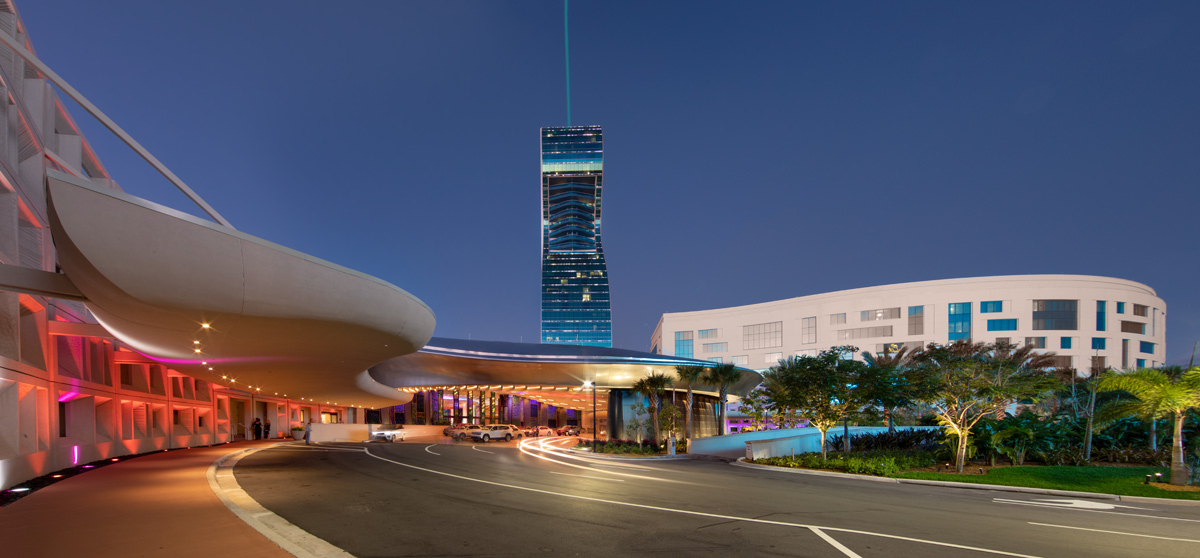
xmin=690 ymin=426 xmax=941 ymax=459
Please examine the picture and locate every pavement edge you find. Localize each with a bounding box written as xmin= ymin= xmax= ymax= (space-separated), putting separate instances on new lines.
xmin=731 ymin=457 xmax=1200 ymax=505
xmin=206 ymin=444 xmax=355 ymax=558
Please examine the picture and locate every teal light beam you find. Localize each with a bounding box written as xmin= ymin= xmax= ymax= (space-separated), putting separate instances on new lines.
xmin=564 ymin=0 xmax=571 ymax=126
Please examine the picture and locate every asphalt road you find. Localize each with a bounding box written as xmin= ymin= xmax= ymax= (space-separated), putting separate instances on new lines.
xmin=234 ymin=437 xmax=1200 ymax=557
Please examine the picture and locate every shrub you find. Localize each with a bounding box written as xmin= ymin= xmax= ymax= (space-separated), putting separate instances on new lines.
xmin=752 ymin=449 xmax=938 ymax=476
xmin=826 ymin=429 xmax=941 ymax=452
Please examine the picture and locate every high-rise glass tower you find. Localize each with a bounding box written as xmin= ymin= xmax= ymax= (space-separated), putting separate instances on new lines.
xmin=541 ymin=125 xmax=612 ymax=347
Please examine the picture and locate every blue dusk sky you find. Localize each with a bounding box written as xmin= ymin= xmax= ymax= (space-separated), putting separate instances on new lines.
xmin=19 ymin=1 xmax=1200 ymax=363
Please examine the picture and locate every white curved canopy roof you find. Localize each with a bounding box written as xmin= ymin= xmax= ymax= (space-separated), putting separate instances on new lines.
xmin=47 ymin=171 xmax=436 ymax=408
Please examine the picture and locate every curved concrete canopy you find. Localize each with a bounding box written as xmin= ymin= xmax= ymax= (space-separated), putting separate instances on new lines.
xmin=46 ymin=171 xmax=436 ymax=409
xmin=369 ymin=337 xmax=763 ymax=409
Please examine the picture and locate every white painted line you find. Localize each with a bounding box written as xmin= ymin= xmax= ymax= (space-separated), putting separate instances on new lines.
xmin=810 ymin=527 xmax=864 ymax=558
xmin=263 ymin=447 xmax=362 ymax=452
xmin=1029 ymin=522 xmax=1200 ymax=543
xmin=362 ymin=448 xmax=1043 ymax=558
xmin=994 ymin=498 xmax=1149 ymax=510
xmin=206 ymin=445 xmax=356 ymax=558
xmin=517 ymin=438 xmax=682 ymax=480
xmin=996 ymin=500 xmax=1200 ymax=523
xmin=424 ymin=445 xmax=441 ymax=456
xmin=471 ymin=446 xmax=494 ymax=454
xmin=549 ymin=471 xmax=624 ymax=482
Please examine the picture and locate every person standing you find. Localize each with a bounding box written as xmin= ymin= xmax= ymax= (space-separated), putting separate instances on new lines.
xmin=263 ymin=419 xmax=272 ymax=440
xmin=304 ymin=419 xmax=313 ymax=445
xmin=252 ymin=418 xmax=262 ymax=440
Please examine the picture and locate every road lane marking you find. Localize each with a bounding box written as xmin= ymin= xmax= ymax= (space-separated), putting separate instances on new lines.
xmin=263 ymin=447 xmax=363 ymax=453
xmin=424 ymin=445 xmax=441 ymax=456
xmin=549 ymin=471 xmax=624 ymax=482
xmin=1029 ymin=522 xmax=1200 ymax=543
xmin=516 ymin=440 xmax=686 ymax=483
xmin=810 ymin=527 xmax=863 ymax=558
xmin=362 ymin=448 xmax=1043 ymax=558
xmin=472 ymin=446 xmax=494 ymax=454
xmin=996 ymin=500 xmax=1200 ymax=523
xmin=994 ymin=498 xmax=1150 ymax=510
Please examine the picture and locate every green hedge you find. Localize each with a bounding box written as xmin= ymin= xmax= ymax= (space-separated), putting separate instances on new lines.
xmin=751 ymin=450 xmax=938 ymax=476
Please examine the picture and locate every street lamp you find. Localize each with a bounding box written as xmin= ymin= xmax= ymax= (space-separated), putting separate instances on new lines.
xmin=583 ymin=381 xmax=596 ymax=452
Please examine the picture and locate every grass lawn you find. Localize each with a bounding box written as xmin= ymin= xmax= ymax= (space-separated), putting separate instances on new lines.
xmin=891 ymin=466 xmax=1200 ymax=500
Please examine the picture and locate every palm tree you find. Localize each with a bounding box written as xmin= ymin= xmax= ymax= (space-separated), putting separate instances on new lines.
xmin=632 ymin=372 xmax=673 ymax=444
xmin=703 ymin=362 xmax=743 ymax=436
xmin=1099 ymin=366 xmax=1200 ymax=485
xmin=674 ymin=365 xmax=707 ymax=440
xmin=860 ymin=346 xmax=914 ymax=433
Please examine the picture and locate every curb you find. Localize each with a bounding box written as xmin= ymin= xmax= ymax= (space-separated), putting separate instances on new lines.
xmin=732 ymin=458 xmax=1200 ymax=504
xmin=207 ymin=443 xmax=355 ymax=558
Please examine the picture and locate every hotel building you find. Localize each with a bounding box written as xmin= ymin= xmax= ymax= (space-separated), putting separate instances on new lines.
xmin=652 ymin=275 xmax=1167 ymax=374
xmin=540 ymin=125 xmax=612 ymax=347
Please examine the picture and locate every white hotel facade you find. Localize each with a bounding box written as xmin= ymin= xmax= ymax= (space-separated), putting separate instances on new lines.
xmin=652 ymin=275 xmax=1167 ymax=375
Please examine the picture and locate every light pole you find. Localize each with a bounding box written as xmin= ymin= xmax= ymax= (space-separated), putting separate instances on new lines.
xmin=583 ymin=381 xmax=596 ymax=452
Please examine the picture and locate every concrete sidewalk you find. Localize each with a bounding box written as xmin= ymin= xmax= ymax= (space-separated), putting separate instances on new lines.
xmin=0 ymin=440 xmax=294 ymax=558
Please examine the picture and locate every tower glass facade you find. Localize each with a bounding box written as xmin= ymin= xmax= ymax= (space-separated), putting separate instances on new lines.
xmin=541 ymin=125 xmax=612 ymax=347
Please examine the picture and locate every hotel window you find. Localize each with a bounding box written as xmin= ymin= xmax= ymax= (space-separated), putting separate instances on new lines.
xmin=1120 ymin=321 xmax=1145 ymax=334
xmin=987 ymin=319 xmax=1017 ymax=331
xmin=801 ymin=317 xmax=816 ymax=344
xmin=908 ymin=306 xmax=924 ymax=335
xmin=861 ymin=307 xmax=900 ymax=321
xmin=702 ymin=342 xmax=728 ymax=353
xmin=743 ymin=322 xmax=783 ymax=350
xmin=1096 ymin=301 xmax=1106 ymax=332
xmin=1061 ymin=337 xmax=1072 ymax=349
xmin=1032 ymin=300 xmax=1077 ymax=330
xmin=1025 ymin=337 xmax=1046 ymax=349
xmin=948 ymin=303 xmax=971 ymax=341
xmin=1048 ymin=355 xmax=1073 ymax=369
xmin=674 ymin=331 xmax=693 ymax=359
xmin=1136 ymin=359 xmax=1146 ymax=368
xmin=698 ymin=328 xmax=720 ymax=339
xmin=1116 ymin=302 xmax=1125 ymax=314
xmin=1140 ymin=341 xmax=1154 ymax=354
xmin=980 ymin=301 xmax=1003 ymax=313
xmin=995 ymin=337 xmax=1011 ymax=345
xmin=1092 ymin=337 xmax=1106 ymax=350
xmin=829 ymin=313 xmax=846 ymax=325
xmin=1132 ymin=304 xmax=1148 ymax=317
xmin=764 ymin=352 xmax=783 ymax=365
xmin=707 ymin=357 xmax=723 ymax=364
xmin=877 ymin=342 xmax=913 ymax=355
xmin=836 ymin=326 xmax=893 ymax=340
xmin=731 ymin=355 xmax=748 ymax=366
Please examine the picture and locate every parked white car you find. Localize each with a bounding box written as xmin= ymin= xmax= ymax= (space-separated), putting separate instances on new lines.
xmin=369 ymin=426 xmax=406 ymax=442
xmin=471 ymin=424 xmax=524 ymax=442
xmin=454 ymin=424 xmax=489 ymax=441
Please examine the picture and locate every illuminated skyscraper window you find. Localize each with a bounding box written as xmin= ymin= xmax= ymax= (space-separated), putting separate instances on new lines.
xmin=540 ymin=125 xmax=611 ymax=347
